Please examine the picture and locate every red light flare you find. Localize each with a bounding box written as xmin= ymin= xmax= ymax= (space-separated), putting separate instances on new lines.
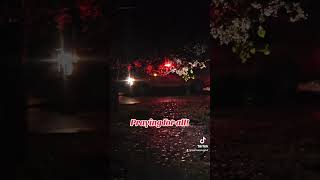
xmin=164 ymin=63 xmax=172 ymax=67
xmin=127 ymin=64 xmax=132 ymax=71
xmin=145 ymin=64 xmax=153 ymax=75
xmin=133 ymin=60 xmax=142 ymax=68
xmin=163 ymin=57 xmax=174 ymax=68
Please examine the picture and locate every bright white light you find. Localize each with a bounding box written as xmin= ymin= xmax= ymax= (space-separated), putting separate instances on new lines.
xmin=126 ymin=77 xmax=135 ymax=86
xmin=203 ymin=87 xmax=210 ymax=91
xmin=56 ymin=50 xmax=78 ymax=76
xmin=164 ymin=63 xmax=172 ymax=67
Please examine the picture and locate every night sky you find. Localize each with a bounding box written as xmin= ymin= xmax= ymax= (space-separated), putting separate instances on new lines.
xmin=111 ymin=0 xmax=210 ymax=59
xmin=18 ymin=0 xmax=209 ymax=60
xmin=4 ymin=0 xmax=319 ymax=62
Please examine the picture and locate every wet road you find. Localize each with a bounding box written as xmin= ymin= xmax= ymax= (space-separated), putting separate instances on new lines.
xmin=24 ymin=95 xmax=210 ymax=180
xmin=26 ymin=95 xmax=210 ymax=133
xmin=23 ymin=95 xmax=320 ymax=179
xmin=110 ymin=95 xmax=210 ymax=180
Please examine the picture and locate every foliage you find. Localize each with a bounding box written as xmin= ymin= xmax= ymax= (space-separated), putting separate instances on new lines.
xmin=169 ymin=43 xmax=210 ymax=81
xmin=53 ymin=0 xmax=102 ymax=31
xmin=169 ymin=58 xmax=208 ymax=82
xmin=210 ymin=0 xmax=307 ymax=62
xmin=120 ymin=43 xmax=210 ymax=82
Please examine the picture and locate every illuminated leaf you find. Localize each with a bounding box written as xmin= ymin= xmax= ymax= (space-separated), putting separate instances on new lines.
xmin=264 ymin=49 xmax=270 ymax=55
xmin=232 ymin=46 xmax=237 ymax=53
xmin=250 ymin=48 xmax=256 ymax=54
xmin=264 ymin=44 xmax=270 ymax=55
xmin=257 ymin=25 xmax=266 ymax=38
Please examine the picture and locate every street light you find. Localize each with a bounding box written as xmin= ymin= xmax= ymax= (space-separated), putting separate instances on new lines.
xmin=126 ymin=76 xmax=135 ymax=86
xmin=56 ymin=49 xmax=79 ymax=76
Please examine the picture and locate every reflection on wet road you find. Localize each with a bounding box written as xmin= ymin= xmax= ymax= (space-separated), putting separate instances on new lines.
xmin=111 ymin=95 xmax=211 ymax=180
xmin=26 ymin=95 xmax=210 ymax=179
